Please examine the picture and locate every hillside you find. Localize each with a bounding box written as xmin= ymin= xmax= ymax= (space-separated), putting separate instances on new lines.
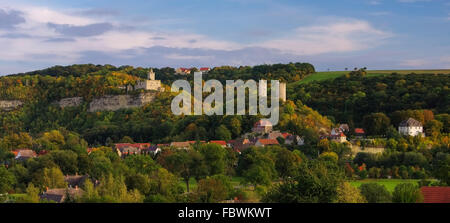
xmin=292 ymin=69 xmax=450 ymax=85
xmin=0 ymin=63 xmax=330 ymax=145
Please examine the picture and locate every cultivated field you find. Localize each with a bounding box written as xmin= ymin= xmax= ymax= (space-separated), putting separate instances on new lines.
xmin=294 ymin=69 xmax=450 ymax=85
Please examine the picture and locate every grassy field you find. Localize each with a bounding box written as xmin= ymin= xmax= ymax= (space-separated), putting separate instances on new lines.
xmin=293 ymin=69 xmax=450 ymax=85
xmin=349 ymin=179 xmax=424 ymax=192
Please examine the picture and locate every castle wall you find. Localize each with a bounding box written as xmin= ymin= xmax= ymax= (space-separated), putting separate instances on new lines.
xmin=0 ymin=100 xmax=23 ymax=111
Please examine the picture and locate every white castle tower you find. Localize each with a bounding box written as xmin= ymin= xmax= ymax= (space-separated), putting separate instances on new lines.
xmin=280 ymin=82 xmax=286 ymax=102
xmin=148 ymin=69 xmax=155 ymax=80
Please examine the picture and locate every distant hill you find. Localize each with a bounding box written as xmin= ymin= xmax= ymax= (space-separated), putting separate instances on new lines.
xmin=292 ymin=69 xmax=450 ymax=86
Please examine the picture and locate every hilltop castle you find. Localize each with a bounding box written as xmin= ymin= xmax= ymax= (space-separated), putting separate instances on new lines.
xmin=135 ymin=69 xmax=164 ymax=92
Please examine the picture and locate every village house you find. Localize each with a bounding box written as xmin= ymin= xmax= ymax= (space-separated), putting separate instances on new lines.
xmin=209 ymin=140 xmax=227 ymax=147
xmin=170 ymin=141 xmax=191 ymax=150
xmin=399 ymin=118 xmax=424 ymax=137
xmin=285 ymin=134 xmax=305 ymax=146
xmin=64 ymin=174 xmax=89 ymax=188
xmin=227 ymin=138 xmax=253 ymax=153
xmin=175 ymin=67 xmax=191 ymax=75
xmin=266 ymin=131 xmax=284 ymax=140
xmin=331 ymin=128 xmax=342 ymax=136
xmin=255 ymin=138 xmax=279 ymax=147
xmin=339 ymin=124 xmax=350 ymax=133
xmin=13 ymin=149 xmax=37 ymax=161
xmin=40 ymin=187 xmax=84 ymax=203
xmin=115 ymin=143 xmax=151 ymax=157
xmin=252 ymin=120 xmax=273 ymax=134
xmin=330 ymin=132 xmax=347 ymax=143
xmin=354 ymin=128 xmax=366 ymax=139
xmin=199 ymin=67 xmax=210 ymax=73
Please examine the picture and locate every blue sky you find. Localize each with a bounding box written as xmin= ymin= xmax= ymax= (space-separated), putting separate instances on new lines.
xmin=0 ymin=0 xmax=449 ymax=74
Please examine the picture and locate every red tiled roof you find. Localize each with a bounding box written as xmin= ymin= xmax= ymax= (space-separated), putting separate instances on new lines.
xmin=257 ymin=139 xmax=279 ymax=145
xmin=355 ymin=128 xmax=365 ymax=134
xmin=199 ymin=67 xmax=210 ymax=71
xmin=254 ymin=120 xmax=272 ymax=127
xmin=210 ymin=141 xmax=227 ymax=146
xmin=420 ymin=187 xmax=450 ymax=203
xmin=115 ymin=143 xmax=151 ymax=150
xmin=281 ymin=133 xmax=291 ymax=139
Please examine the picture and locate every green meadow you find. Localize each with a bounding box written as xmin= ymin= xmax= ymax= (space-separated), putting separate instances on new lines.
xmin=349 ymin=179 xmax=423 ymax=192
xmin=293 ymin=69 xmax=450 ymax=85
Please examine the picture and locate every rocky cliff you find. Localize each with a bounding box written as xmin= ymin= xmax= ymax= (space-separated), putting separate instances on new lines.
xmin=56 ymin=97 xmax=84 ymax=108
xmin=0 ymin=100 xmax=23 ymax=111
xmin=88 ymin=92 xmax=157 ymax=112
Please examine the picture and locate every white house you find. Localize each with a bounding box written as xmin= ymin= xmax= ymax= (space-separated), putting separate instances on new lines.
xmin=330 ymin=132 xmax=347 ymax=143
xmin=398 ymin=118 xmax=424 ymax=137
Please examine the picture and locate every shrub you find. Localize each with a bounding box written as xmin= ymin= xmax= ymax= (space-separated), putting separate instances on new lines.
xmin=392 ymin=183 xmax=424 ymax=203
xmin=359 ymin=183 xmax=392 ymax=203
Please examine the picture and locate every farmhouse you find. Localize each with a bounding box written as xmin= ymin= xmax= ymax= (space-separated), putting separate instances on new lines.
xmin=115 ymin=143 xmax=151 ymax=157
xmin=13 ymin=149 xmax=37 ymax=161
xmin=330 ymin=132 xmax=347 ymax=143
xmin=40 ymin=187 xmax=84 ymax=203
xmin=199 ymin=67 xmax=210 ymax=73
xmin=354 ymin=128 xmax=365 ymax=138
xmin=255 ymin=138 xmax=279 ymax=147
xmin=209 ymin=140 xmax=227 ymax=147
xmin=398 ymin=118 xmax=424 ymax=137
xmin=170 ymin=141 xmax=191 ymax=149
xmin=64 ymin=174 xmax=89 ymax=188
xmin=176 ymin=67 xmax=191 ymax=75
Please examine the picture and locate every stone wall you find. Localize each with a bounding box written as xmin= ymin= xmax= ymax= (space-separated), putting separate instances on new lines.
xmin=57 ymin=97 xmax=84 ymax=108
xmin=350 ymin=145 xmax=385 ymax=155
xmin=88 ymin=92 xmax=157 ymax=112
xmin=0 ymin=100 xmax=23 ymax=111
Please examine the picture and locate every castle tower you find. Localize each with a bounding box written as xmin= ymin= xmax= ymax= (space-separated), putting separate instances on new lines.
xmin=148 ymin=69 xmax=155 ymax=80
xmin=280 ymin=82 xmax=286 ymax=102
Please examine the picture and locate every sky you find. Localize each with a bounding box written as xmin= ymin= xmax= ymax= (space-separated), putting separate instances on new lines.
xmin=0 ymin=0 xmax=449 ymax=75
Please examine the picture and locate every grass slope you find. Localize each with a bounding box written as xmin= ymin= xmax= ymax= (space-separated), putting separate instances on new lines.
xmin=349 ymin=179 xmax=422 ymax=192
xmin=293 ymin=69 xmax=450 ymax=85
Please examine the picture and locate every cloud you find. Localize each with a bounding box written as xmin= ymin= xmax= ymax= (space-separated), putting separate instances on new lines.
xmin=0 ymin=9 xmax=26 ymax=30
xmin=369 ymin=11 xmax=391 ymax=16
xmin=0 ymin=4 xmax=394 ymax=74
xmin=259 ymin=20 xmax=392 ymax=55
xmin=76 ymin=8 xmax=120 ymax=17
xmin=43 ymin=37 xmax=76 ymax=43
xmin=399 ymin=59 xmax=430 ymax=67
xmin=399 ymin=56 xmax=450 ymax=69
xmin=368 ymin=1 xmax=382 ymax=5
xmin=47 ymin=22 xmax=114 ymax=37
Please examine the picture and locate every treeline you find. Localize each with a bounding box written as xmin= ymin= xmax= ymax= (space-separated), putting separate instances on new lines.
xmin=291 ymin=73 xmax=450 ymax=131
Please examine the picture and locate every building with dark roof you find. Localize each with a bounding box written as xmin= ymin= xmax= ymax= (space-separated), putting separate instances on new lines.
xmin=40 ymin=188 xmax=84 ymax=203
xmin=398 ymin=118 xmax=424 ymax=137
